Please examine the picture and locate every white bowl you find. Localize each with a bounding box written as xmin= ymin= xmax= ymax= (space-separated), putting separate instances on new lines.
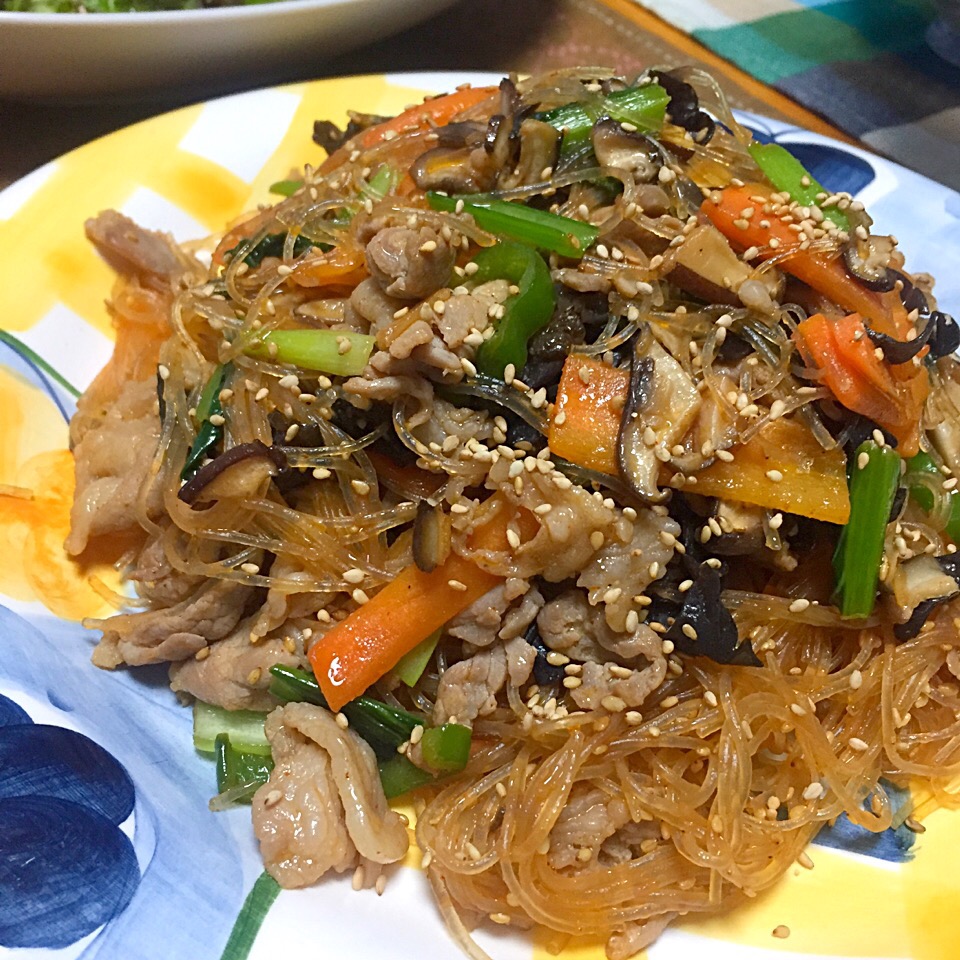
xmin=0 ymin=0 xmax=459 ymax=100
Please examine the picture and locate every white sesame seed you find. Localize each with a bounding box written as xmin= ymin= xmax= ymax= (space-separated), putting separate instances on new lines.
xmin=343 ymin=568 xmax=365 ymax=584
xmin=352 ymin=588 xmax=370 ymax=604
xmin=447 ymin=579 xmax=468 ymax=592
xmin=240 ymin=562 xmax=260 ymax=575
xmin=788 ymin=598 xmax=810 ymax=613
xmin=765 ymin=469 xmax=784 ymax=482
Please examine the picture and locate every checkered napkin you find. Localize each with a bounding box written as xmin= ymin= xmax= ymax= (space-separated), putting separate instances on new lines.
xmin=631 ymin=0 xmax=960 ymax=190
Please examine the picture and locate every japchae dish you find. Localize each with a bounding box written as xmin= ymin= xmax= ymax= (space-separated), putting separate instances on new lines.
xmin=69 ymin=68 xmax=960 ymax=958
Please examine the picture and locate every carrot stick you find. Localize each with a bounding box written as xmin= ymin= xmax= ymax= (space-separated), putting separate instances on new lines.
xmin=703 ymin=183 xmax=910 ymax=340
xmin=793 ymin=312 xmax=927 ymax=455
xmin=288 ymin=236 xmax=368 ymax=290
xmin=310 ymin=497 xmax=538 ymax=711
xmin=548 ymin=355 xmax=630 ymax=476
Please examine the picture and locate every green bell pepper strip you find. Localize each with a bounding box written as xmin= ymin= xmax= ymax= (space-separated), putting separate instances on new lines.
xmin=834 ymin=440 xmax=901 ymax=617
xmin=467 ymin=241 xmax=556 ymax=379
xmin=245 ymin=330 xmax=375 ymax=377
xmin=427 ymin=192 xmax=598 ymax=259
xmin=181 ymin=363 xmax=229 ymax=481
xmin=393 ymin=629 xmax=441 ymax=687
xmin=747 ymin=142 xmax=850 ymax=231
xmin=361 ymin=164 xmax=400 ymax=201
xmin=905 ymin=452 xmax=960 ymax=541
xmin=537 ymin=83 xmax=670 ymax=157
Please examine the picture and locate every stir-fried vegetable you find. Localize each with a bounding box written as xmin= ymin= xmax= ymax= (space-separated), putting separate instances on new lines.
xmin=214 ymin=734 xmax=274 ymax=802
xmin=427 ymin=193 xmax=599 ymax=258
xmin=537 ymin=82 xmax=670 ymax=157
xmin=270 ymin=665 xmax=472 ymax=797
xmin=548 ymin=355 xmax=630 ymax=475
xmin=193 ymin=701 xmax=270 ymax=755
xmin=393 ymin=629 xmax=441 ymax=687
xmin=794 ymin=312 xmax=927 ymax=456
xmin=703 ymin=183 xmax=913 ymax=341
xmin=469 ymin=242 xmax=556 ymax=378
xmin=696 ymin=420 xmax=851 ymax=525
xmin=181 ymin=363 xmax=229 ymax=481
xmin=245 ymin=329 xmax=375 ymax=376
xmin=906 ymin=452 xmax=960 ymax=541
xmin=834 ymin=440 xmax=901 ymax=617
xmin=747 ymin=142 xmax=849 ymax=231
xmin=309 ymin=498 xmax=539 ymax=711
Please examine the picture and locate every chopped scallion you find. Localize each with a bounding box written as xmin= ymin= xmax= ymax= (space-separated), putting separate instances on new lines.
xmin=245 ymin=330 xmax=375 ymax=377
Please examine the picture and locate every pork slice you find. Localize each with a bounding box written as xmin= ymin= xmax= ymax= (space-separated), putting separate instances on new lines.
xmin=252 ymin=703 xmax=408 ymax=888
xmin=129 ymin=525 xmax=203 ymax=606
xmin=547 ymin=786 xmax=631 ymax=869
xmin=169 ymin=629 xmax=304 ymax=711
xmin=365 ymin=225 xmax=455 ymax=301
xmin=88 ymin=579 xmax=253 ymax=669
xmin=85 ymin=210 xmax=187 ymax=287
xmin=433 ymin=644 xmax=508 ymax=726
xmin=66 ymin=378 xmax=163 ymax=556
xmin=251 ymin=709 xmax=355 ymax=887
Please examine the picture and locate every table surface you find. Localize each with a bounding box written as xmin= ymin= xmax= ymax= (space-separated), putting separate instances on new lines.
xmin=0 ymin=0 xmax=858 ymax=193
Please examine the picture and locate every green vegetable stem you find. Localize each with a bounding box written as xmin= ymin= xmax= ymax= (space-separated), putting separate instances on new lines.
xmin=834 ymin=440 xmax=901 ymax=617
xmin=905 ymin=451 xmax=960 ymax=541
xmin=427 ymin=192 xmax=599 ymax=259
xmin=245 ymin=329 xmax=375 ymax=377
xmin=181 ymin=363 xmax=230 ymax=482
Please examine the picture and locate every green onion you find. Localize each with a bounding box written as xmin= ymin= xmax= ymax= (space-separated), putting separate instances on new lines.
xmin=905 ymin=451 xmax=960 ymax=541
xmin=268 ymin=664 xmax=420 ymax=760
xmin=393 ymin=629 xmax=441 ymax=687
xmin=268 ymin=179 xmax=303 ymax=197
xmin=427 ymin=192 xmax=598 ymax=259
xmin=181 ymin=364 xmax=229 ymax=481
xmin=469 ymin=241 xmax=556 ymax=378
xmin=419 ymin=723 xmax=472 ymax=773
xmin=226 ymin=232 xmax=316 ymax=268
xmin=362 ymin=164 xmax=400 ymax=201
xmin=245 ymin=330 xmax=375 ymax=377
xmin=537 ymin=83 xmax=670 ymax=157
xmin=834 ymin=440 xmax=901 ymax=617
xmin=214 ymin=733 xmax=274 ymax=802
xmin=193 ymin=701 xmax=271 ymax=756
xmin=748 ymin=142 xmax=850 ymax=231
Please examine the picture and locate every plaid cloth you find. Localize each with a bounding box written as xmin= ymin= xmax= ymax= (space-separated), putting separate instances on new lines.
xmin=630 ymin=0 xmax=960 ymax=190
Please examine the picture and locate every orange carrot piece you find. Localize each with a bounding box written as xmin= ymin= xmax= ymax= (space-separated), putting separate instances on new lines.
xmin=703 ymin=183 xmax=910 ymax=339
xmin=548 ymin=355 xmax=629 ymax=476
xmin=695 ymin=419 xmax=850 ymax=524
xmin=310 ymin=498 xmax=538 ymax=711
xmin=289 ymin=236 xmax=368 ymax=290
xmin=794 ymin=312 xmax=927 ymax=456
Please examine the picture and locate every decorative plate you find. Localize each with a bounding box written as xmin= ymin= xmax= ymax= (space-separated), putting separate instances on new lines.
xmin=0 ymin=72 xmax=958 ymax=960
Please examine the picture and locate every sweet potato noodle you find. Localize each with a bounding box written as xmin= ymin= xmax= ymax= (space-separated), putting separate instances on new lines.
xmin=68 ymin=68 xmax=960 ymax=960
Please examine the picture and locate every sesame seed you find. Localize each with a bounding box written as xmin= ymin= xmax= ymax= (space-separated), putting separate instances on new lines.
xmin=590 ymin=531 xmax=605 ymax=550
xmin=335 ymin=712 xmax=349 ymax=729
xmin=563 ymin=676 xmax=582 ymax=689
xmin=208 ymin=413 xmax=226 ymax=427
xmin=849 ymin=737 xmax=869 ymax=752
xmin=681 ymin=623 xmax=698 ymax=641
xmin=420 ymin=239 xmax=438 ymax=253
xmin=790 ymin=703 xmax=807 ymax=716
xmin=788 ymin=598 xmax=810 ymax=613
xmin=802 ymin=782 xmax=824 ymax=801
xmin=447 ymin=579 xmax=468 ymax=592
xmin=284 ymin=423 xmax=300 ymax=442
xmin=351 ymin=588 xmax=370 ymax=605
xmin=240 ymin=562 xmax=260 ymax=575
xmin=247 ymin=667 xmax=262 ymax=685
xmin=601 ymin=695 xmax=626 ymax=713
xmin=343 ymin=568 xmax=365 ymax=584
xmin=264 ymin=788 xmax=283 ymax=808
xmin=716 ymin=449 xmax=735 ymax=462
xmin=772 ymin=925 xmax=790 ymax=939
xmin=704 ymin=690 xmax=718 ymax=707
xmin=765 ymin=469 xmax=784 ymax=482
xmin=312 ymin=467 xmax=331 ymax=480
xmin=351 ymin=479 xmax=371 ymax=496
xmin=849 ymin=669 xmax=863 ymax=690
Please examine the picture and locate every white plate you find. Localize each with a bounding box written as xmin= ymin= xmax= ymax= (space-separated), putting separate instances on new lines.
xmin=1 ymin=73 xmax=959 ymax=960
xmin=0 ymin=0 xmax=459 ymax=99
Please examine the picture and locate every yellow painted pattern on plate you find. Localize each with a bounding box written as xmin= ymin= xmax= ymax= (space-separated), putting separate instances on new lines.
xmin=0 ymin=369 xmax=112 ymax=620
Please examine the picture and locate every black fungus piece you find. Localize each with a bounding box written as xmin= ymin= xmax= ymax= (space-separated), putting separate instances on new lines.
xmin=889 ymin=270 xmax=929 ymax=315
xmin=716 ymin=330 xmax=754 ymax=363
xmin=894 ymin=597 xmax=949 ymax=641
xmin=412 ymin=500 xmax=450 ymax=574
xmin=525 ymin=621 xmax=565 ymax=688
xmin=649 ymin=69 xmax=715 ymax=143
xmin=665 ymin=566 xmax=761 ymax=666
xmin=504 ymin=412 xmax=547 ymax=452
xmin=863 ymin=320 xmax=933 ymax=365
xmin=842 ymin=241 xmax=896 ymax=292
xmin=930 ymin=311 xmax=960 ymax=358
xmin=831 ymin=414 xmax=897 ymax=455
xmin=521 ymin=288 xmax=607 ymax=389
xmin=889 ymin=485 xmax=907 ymax=524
